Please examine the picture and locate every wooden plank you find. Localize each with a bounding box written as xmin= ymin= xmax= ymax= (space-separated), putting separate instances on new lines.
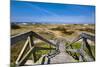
xmin=80 ymin=33 xmax=95 ymax=41
xmin=66 ymin=49 xmax=79 ymax=53
xmin=42 ymin=56 xmax=49 ymax=64
xmin=32 ymin=32 xmax=56 ymax=46
xmin=28 ymin=36 xmax=36 ymax=63
xmin=11 ymin=31 xmax=33 ymax=45
xmin=17 ymin=47 xmax=35 ymax=66
xmin=16 ymin=38 xmax=29 ymax=64
xmin=66 ymin=48 xmax=94 ymax=62
xmin=11 ymin=31 xmax=56 ymax=47
xmin=79 ymin=55 xmax=83 ymax=62
xmin=66 ymin=35 xmax=81 ymax=48
xmin=82 ymin=38 xmax=95 ymax=60
xmin=66 ymin=33 xmax=95 ymax=48
xmin=35 ymin=47 xmax=56 ymax=50
xmin=34 ymin=55 xmax=48 ymax=65
xmin=11 ymin=31 xmax=57 ymax=65
xmin=79 ymin=49 xmax=94 ymax=61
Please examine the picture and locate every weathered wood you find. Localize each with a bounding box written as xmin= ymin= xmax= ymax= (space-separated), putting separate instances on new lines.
xmin=66 ymin=33 xmax=95 ymax=62
xmin=12 ymin=31 xmax=95 ymax=65
xmin=79 ymin=49 xmax=94 ymax=61
xmin=79 ymin=55 xmax=83 ymax=62
xmin=66 ymin=49 xmax=79 ymax=53
xmin=28 ymin=36 xmax=36 ymax=63
xmin=82 ymin=38 xmax=95 ymax=60
xmin=34 ymin=55 xmax=46 ymax=65
xmin=41 ymin=56 xmax=50 ymax=64
xmin=66 ymin=33 xmax=95 ymax=48
xmin=11 ymin=31 xmax=57 ymax=66
xmin=80 ymin=33 xmax=95 ymax=42
xmin=11 ymin=31 xmax=33 ymax=45
xmin=66 ymin=35 xmax=81 ymax=48
xmin=35 ymin=47 xmax=56 ymax=50
xmin=41 ymin=56 xmax=46 ymax=64
xmin=16 ymin=38 xmax=29 ymax=64
xmin=17 ymin=47 xmax=35 ymax=66
xmin=32 ymin=32 xmax=56 ymax=46
xmin=11 ymin=31 xmax=56 ymax=47
xmin=34 ymin=55 xmax=49 ymax=65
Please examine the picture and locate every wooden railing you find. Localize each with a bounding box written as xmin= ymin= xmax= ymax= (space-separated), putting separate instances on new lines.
xmin=11 ymin=31 xmax=95 ymax=66
xmin=11 ymin=31 xmax=57 ymax=66
xmin=66 ymin=33 xmax=95 ymax=62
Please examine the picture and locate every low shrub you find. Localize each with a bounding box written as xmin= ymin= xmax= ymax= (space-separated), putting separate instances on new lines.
xmin=11 ymin=23 xmax=21 ymax=29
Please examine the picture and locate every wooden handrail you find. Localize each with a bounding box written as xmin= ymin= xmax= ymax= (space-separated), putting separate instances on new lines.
xmin=11 ymin=31 xmax=57 ymax=66
xmin=80 ymin=33 xmax=95 ymax=41
xmin=11 ymin=31 xmax=33 ymax=45
xmin=67 ymin=33 xmax=95 ymax=48
xmin=11 ymin=31 xmax=56 ymax=46
xmin=32 ymin=31 xmax=56 ymax=46
xmin=66 ymin=33 xmax=95 ymax=62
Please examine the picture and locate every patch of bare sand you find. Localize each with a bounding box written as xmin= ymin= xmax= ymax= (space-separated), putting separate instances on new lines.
xmin=49 ymin=30 xmax=63 ymax=38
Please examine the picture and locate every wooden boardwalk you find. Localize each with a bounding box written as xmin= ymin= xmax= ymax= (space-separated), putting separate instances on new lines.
xmin=11 ymin=31 xmax=95 ymax=66
xmin=50 ymin=39 xmax=76 ymax=64
xmin=25 ymin=39 xmax=76 ymax=65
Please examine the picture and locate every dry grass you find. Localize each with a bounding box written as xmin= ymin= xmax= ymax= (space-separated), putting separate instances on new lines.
xmin=11 ymin=24 xmax=95 ymax=37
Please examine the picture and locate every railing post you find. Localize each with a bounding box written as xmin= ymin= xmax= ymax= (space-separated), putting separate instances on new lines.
xmin=18 ymin=47 xmax=35 ymax=66
xmin=11 ymin=31 xmax=57 ymax=65
xmin=16 ymin=37 xmax=29 ymax=64
xmin=28 ymin=34 xmax=37 ymax=63
xmin=82 ymin=37 xmax=95 ymax=60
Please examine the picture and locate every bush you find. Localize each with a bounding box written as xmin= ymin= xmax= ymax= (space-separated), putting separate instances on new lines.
xmin=11 ymin=23 xmax=20 ymax=29
xmin=50 ymin=26 xmax=66 ymax=31
xmin=50 ymin=26 xmax=74 ymax=35
xmin=77 ymin=27 xmax=95 ymax=34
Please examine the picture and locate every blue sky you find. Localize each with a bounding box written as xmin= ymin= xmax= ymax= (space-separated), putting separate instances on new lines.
xmin=11 ymin=1 xmax=95 ymax=24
